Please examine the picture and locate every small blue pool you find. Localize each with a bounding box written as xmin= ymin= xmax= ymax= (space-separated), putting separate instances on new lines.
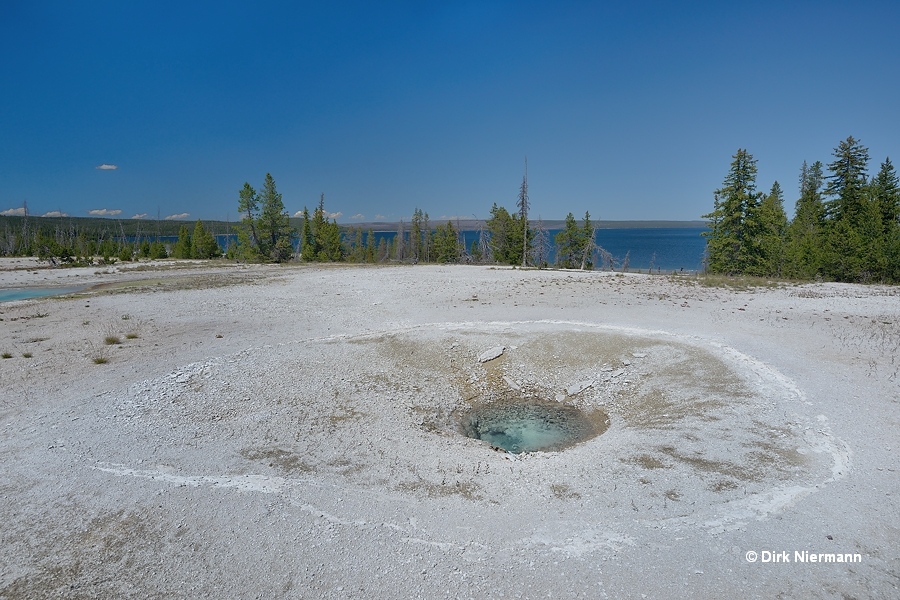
xmin=0 ymin=286 xmax=85 ymax=303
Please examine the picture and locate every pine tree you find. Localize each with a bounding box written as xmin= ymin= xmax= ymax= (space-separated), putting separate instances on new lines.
xmin=236 ymin=175 xmax=294 ymax=262
xmin=320 ymin=219 xmax=343 ymax=262
xmin=517 ymin=159 xmax=530 ymax=266
xmin=756 ymin=181 xmax=788 ymax=276
xmin=822 ymin=137 xmax=874 ymax=281
xmin=469 ymin=239 xmax=482 ymax=262
xmin=555 ymin=212 xmax=587 ymax=269
xmin=190 ymin=220 xmax=221 ymax=259
xmin=172 ymin=225 xmax=192 ymax=259
xmin=485 ymin=203 xmax=531 ymax=265
xmin=579 ymin=211 xmax=595 ymax=270
xmin=410 ymin=208 xmax=423 ymax=262
xmin=784 ymin=161 xmax=826 ymax=279
xmin=871 ymin=157 xmax=900 ymax=235
xmin=870 ymin=158 xmax=900 ymax=281
xmin=257 ymin=173 xmax=294 ymax=262
xmin=824 ymin=136 xmax=869 ymax=223
xmin=301 ymin=194 xmax=342 ymax=262
xmin=237 ymin=182 xmax=260 ymax=259
xmin=349 ymin=227 xmax=365 ymax=262
xmin=300 ymin=207 xmax=315 ymax=259
xmin=149 ymin=240 xmax=168 ymax=259
xmin=702 ymin=149 xmax=763 ymax=274
xmin=422 ymin=212 xmax=431 ymax=262
xmin=311 ymin=196 xmax=328 ymax=260
xmin=433 ymin=222 xmax=459 ymax=263
xmin=486 ymin=203 xmax=510 ymax=263
xmin=365 ymin=229 xmax=376 ymax=263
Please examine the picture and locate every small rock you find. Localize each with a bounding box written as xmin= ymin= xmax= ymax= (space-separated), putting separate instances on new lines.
xmin=478 ymin=346 xmax=505 ymax=362
xmin=611 ymin=368 xmax=625 ymax=378
xmin=503 ymin=376 xmax=521 ymax=391
xmin=567 ymin=380 xmax=593 ymax=396
xmin=631 ymin=352 xmax=647 ymax=358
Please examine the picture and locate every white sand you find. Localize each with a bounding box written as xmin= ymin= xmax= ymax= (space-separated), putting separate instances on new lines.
xmin=1 ymin=259 xmax=897 ymax=598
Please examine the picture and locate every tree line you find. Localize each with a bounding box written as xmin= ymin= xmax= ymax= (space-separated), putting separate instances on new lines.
xmin=1 ymin=168 xmax=608 ymax=269
xmin=0 ymin=214 xmax=224 ymax=265
xmin=22 ymin=145 xmax=898 ymax=284
xmin=703 ymin=136 xmax=899 ymax=282
xmin=233 ymin=167 xmax=606 ymax=269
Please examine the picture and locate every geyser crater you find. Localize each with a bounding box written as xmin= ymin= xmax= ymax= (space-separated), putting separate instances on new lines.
xmin=458 ymin=397 xmax=609 ymax=453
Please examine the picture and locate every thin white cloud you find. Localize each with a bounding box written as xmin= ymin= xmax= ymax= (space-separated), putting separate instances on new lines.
xmin=88 ymin=209 xmax=122 ymax=216
xmin=41 ymin=211 xmax=68 ymax=217
xmin=1 ymin=207 xmax=27 ymax=216
xmin=350 ymin=213 xmax=365 ymax=220
xmin=326 ymin=211 xmax=342 ymax=219
xmin=439 ymin=215 xmax=468 ymax=220
xmin=96 ymin=164 xmax=119 ymax=170
xmin=164 ymin=213 xmax=190 ymax=220
xmin=131 ymin=213 xmax=149 ymax=220
xmin=292 ymin=210 xmax=305 ymax=218
xmin=374 ymin=214 xmax=386 ymax=220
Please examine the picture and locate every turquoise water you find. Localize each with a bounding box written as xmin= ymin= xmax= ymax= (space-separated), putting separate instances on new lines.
xmin=0 ymin=286 xmax=84 ymax=302
xmin=460 ymin=399 xmax=606 ymax=453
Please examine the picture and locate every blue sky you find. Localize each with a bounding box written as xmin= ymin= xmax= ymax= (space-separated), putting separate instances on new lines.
xmin=2 ymin=1 xmax=898 ymax=223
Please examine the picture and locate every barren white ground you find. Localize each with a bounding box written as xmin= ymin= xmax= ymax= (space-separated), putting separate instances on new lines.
xmin=1 ymin=259 xmax=897 ymax=599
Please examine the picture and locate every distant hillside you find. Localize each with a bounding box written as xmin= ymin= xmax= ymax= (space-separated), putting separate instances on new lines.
xmin=0 ymin=214 xmax=236 ymax=237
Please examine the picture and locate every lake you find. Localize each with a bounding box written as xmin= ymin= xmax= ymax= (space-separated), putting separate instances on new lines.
xmin=584 ymin=227 xmax=709 ymax=271
xmin=369 ymin=227 xmax=709 ymax=272
xmin=136 ymin=226 xmax=710 ymax=272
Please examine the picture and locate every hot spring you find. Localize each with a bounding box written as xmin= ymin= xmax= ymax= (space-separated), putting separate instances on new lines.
xmin=459 ymin=398 xmax=609 ymax=454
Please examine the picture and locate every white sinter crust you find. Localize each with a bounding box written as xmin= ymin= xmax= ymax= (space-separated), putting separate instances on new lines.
xmin=0 ymin=258 xmax=896 ymax=598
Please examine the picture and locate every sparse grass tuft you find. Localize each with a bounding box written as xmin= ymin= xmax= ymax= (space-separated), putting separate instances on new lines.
xmin=22 ymin=352 xmax=33 ymax=358
xmin=88 ymin=343 xmax=109 ymax=364
xmin=677 ymin=273 xmax=786 ymax=290
xmin=1 ymin=352 xmax=12 ymax=359
xmin=101 ymin=322 xmax=126 ymax=345
xmin=121 ymin=314 xmax=131 ymax=320
xmin=122 ymin=317 xmax=145 ymax=340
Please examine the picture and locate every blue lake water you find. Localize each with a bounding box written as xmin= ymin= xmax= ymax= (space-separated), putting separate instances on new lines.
xmin=585 ymin=227 xmax=709 ymax=271
xmin=0 ymin=286 xmax=85 ymax=303
xmin=367 ymin=227 xmax=709 ymax=271
xmin=134 ymin=226 xmax=710 ymax=272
